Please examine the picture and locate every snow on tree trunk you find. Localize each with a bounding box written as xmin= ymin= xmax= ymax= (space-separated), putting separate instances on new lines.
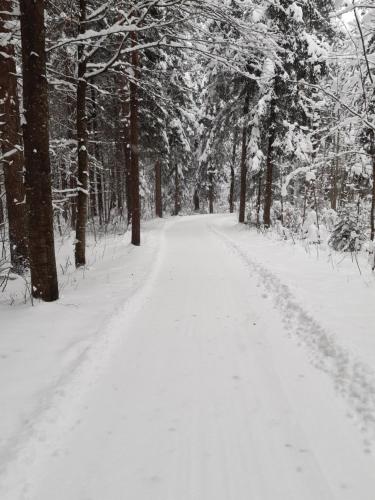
xmin=155 ymin=160 xmax=162 ymax=218
xmin=19 ymin=0 xmax=58 ymax=301
xmin=264 ymin=95 xmax=276 ymax=228
xmin=229 ymin=127 xmax=238 ymax=214
xmin=0 ymin=0 xmax=28 ymax=272
xmin=130 ymin=31 xmax=141 ymax=246
xmin=238 ymin=87 xmax=250 ymax=224
xmin=174 ymin=166 xmax=180 ymax=216
xmin=75 ymin=0 xmax=88 ymax=267
xmin=208 ymin=170 xmax=214 ymax=214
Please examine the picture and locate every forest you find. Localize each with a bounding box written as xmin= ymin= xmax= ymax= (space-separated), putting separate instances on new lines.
xmin=2 ymin=2 xmax=375 ymax=499
xmin=0 ymin=0 xmax=374 ymax=302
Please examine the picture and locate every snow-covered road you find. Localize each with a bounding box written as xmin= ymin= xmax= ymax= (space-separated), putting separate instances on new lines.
xmin=2 ymin=215 xmax=375 ymax=499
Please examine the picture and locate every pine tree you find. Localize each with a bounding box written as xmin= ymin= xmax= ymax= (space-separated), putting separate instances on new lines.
xmin=0 ymin=0 xmax=28 ymax=272
xmin=19 ymin=0 xmax=59 ymax=301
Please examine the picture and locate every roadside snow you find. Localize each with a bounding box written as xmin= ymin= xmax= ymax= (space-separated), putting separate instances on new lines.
xmin=212 ymin=215 xmax=375 ymax=443
xmin=0 ymin=220 xmax=164 ymax=480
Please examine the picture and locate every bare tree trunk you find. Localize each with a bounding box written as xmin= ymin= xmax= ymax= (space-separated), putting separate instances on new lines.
xmin=280 ymin=170 xmax=284 ymax=226
xmin=155 ymin=160 xmax=162 ymax=218
xmin=193 ymin=188 xmax=200 ymax=211
xmin=0 ymin=191 xmax=4 ymax=228
xmin=302 ymin=182 xmax=308 ymax=229
xmin=256 ymin=173 xmax=262 ymax=227
xmin=96 ymin=168 xmax=104 ymax=226
xmin=114 ymin=93 xmax=124 ymax=218
xmin=103 ymin=169 xmax=109 ymax=224
xmin=263 ymin=98 xmax=276 ymax=228
xmin=174 ymin=166 xmax=180 ymax=216
xmin=90 ymin=86 xmax=104 ymax=225
xmin=238 ymin=87 xmax=250 ymax=223
xmin=0 ymin=0 xmax=28 ymax=272
xmin=331 ymin=131 xmax=340 ymax=210
xmin=313 ymin=182 xmax=320 ymax=230
xmin=19 ymin=0 xmax=58 ymax=301
xmin=121 ymin=88 xmax=132 ymax=225
xmin=88 ymin=87 xmax=97 ymax=220
xmin=208 ymin=170 xmax=214 ymax=214
xmin=89 ymin=163 xmax=97 ymax=218
xmin=371 ymin=131 xmax=375 ymax=241
xmin=61 ymin=161 xmax=68 ymax=222
xmin=75 ymin=0 xmax=88 ymax=266
xmin=115 ymin=124 xmax=124 ymax=217
xmin=229 ymin=127 xmax=238 ymax=214
xmin=371 ymin=158 xmax=375 ymax=242
xmin=70 ymin=174 xmax=77 ymax=229
xmin=130 ymin=31 xmax=140 ymax=245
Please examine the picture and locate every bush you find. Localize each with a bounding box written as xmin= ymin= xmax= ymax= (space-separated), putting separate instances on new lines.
xmin=328 ymin=209 xmax=366 ymax=252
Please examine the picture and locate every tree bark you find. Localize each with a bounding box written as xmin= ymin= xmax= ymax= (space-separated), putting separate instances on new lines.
xmin=256 ymin=173 xmax=262 ymax=227
xmin=70 ymin=174 xmax=77 ymax=229
xmin=370 ymin=130 xmax=375 ymax=241
xmin=130 ymin=31 xmax=140 ymax=245
xmin=89 ymin=159 xmax=97 ymax=218
xmin=75 ymin=0 xmax=88 ymax=266
xmin=121 ymin=87 xmax=132 ymax=225
xmin=208 ymin=170 xmax=214 ymax=214
xmin=238 ymin=87 xmax=250 ymax=223
xmin=193 ymin=188 xmax=200 ymax=211
xmin=0 ymin=0 xmax=28 ymax=272
xmin=229 ymin=127 xmax=238 ymax=214
xmin=115 ymin=119 xmax=124 ymax=217
xmin=263 ymin=98 xmax=276 ymax=228
xmin=331 ymin=130 xmax=340 ymax=211
xmin=155 ymin=160 xmax=162 ymax=218
xmin=19 ymin=0 xmax=59 ymax=301
xmin=174 ymin=166 xmax=180 ymax=216
xmin=90 ymin=86 xmax=104 ymax=225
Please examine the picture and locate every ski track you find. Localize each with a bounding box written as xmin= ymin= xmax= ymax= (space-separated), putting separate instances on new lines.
xmin=211 ymin=220 xmax=375 ymax=446
xmin=1 ymin=215 xmax=375 ymax=500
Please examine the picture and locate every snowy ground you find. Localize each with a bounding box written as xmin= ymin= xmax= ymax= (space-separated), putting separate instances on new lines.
xmin=1 ymin=214 xmax=375 ymax=499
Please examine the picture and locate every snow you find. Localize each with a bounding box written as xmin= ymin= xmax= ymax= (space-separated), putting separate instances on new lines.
xmin=1 ymin=215 xmax=375 ymax=499
xmin=287 ymin=3 xmax=303 ymax=23
xmin=0 ymin=220 xmax=163 ymax=490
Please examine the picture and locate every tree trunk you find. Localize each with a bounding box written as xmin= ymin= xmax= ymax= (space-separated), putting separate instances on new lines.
xmin=155 ymin=160 xmax=162 ymax=218
xmin=89 ymin=161 xmax=97 ymax=218
xmin=208 ymin=170 xmax=214 ymax=214
xmin=371 ymin=131 xmax=375 ymax=241
xmin=114 ymin=95 xmax=124 ymax=217
xmin=0 ymin=190 xmax=4 ymax=228
xmin=19 ymin=0 xmax=59 ymax=301
xmin=70 ymin=174 xmax=77 ymax=229
xmin=121 ymin=87 xmax=132 ymax=225
xmin=193 ymin=188 xmax=200 ymax=211
xmin=90 ymin=86 xmax=104 ymax=225
xmin=174 ymin=166 xmax=180 ymax=216
xmin=229 ymin=127 xmax=238 ymax=214
xmin=331 ymin=131 xmax=340 ymax=210
xmin=263 ymin=98 xmax=276 ymax=228
xmin=130 ymin=31 xmax=140 ymax=245
xmin=0 ymin=0 xmax=28 ymax=272
xmin=238 ymin=87 xmax=250 ymax=223
xmin=75 ymin=0 xmax=88 ymax=267
xmin=256 ymin=173 xmax=262 ymax=227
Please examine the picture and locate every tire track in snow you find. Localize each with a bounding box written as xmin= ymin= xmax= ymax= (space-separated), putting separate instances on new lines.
xmin=211 ymin=222 xmax=375 ymax=449
xmin=0 ymin=221 xmax=170 ymax=500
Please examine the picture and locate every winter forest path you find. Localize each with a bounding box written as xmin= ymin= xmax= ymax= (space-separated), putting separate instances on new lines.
xmin=3 ymin=215 xmax=375 ymax=500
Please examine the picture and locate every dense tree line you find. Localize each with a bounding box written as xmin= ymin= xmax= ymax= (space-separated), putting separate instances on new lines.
xmin=0 ymin=0 xmax=374 ymax=301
